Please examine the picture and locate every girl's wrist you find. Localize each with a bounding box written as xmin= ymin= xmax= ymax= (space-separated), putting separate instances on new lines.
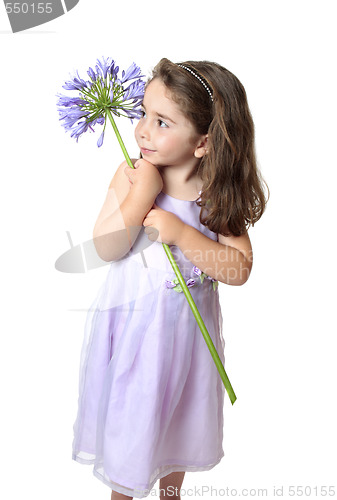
xmin=132 ymin=182 xmax=160 ymax=207
xmin=122 ymin=189 xmax=154 ymax=225
xmin=174 ymin=222 xmax=190 ymax=247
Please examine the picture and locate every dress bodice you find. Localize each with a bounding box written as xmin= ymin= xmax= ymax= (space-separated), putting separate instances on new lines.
xmin=127 ymin=191 xmax=218 ymax=279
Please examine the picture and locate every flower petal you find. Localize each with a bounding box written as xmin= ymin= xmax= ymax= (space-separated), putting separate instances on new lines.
xmin=120 ymin=62 xmax=143 ymax=84
xmin=97 ymin=130 xmax=104 ymax=147
xmin=96 ymin=56 xmax=114 ymax=79
xmin=87 ymin=67 xmax=97 ymax=82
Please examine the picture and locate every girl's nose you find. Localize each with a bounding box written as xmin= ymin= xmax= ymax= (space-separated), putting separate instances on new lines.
xmin=137 ymin=120 xmax=150 ymax=140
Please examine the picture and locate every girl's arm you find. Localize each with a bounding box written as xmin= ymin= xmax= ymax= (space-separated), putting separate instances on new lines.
xmin=93 ymin=159 xmax=163 ymax=261
xmin=178 ymin=226 xmax=253 ymax=286
xmin=143 ymin=206 xmax=252 ymax=286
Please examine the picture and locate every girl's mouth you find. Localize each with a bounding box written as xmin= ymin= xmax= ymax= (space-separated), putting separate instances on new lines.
xmin=140 ymin=147 xmax=156 ymax=155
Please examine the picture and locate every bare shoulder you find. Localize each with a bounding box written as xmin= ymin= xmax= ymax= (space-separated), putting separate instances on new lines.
xmin=218 ymin=229 xmax=253 ymax=264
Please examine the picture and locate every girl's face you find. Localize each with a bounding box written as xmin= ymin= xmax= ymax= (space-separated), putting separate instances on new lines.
xmin=135 ymin=78 xmax=206 ymax=168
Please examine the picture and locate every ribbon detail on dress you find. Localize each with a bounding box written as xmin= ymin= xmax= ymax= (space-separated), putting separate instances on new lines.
xmin=165 ymin=266 xmax=218 ymax=293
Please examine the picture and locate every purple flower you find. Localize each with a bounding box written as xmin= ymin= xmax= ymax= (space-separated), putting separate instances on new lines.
xmin=62 ymin=70 xmax=88 ymax=91
xmin=97 ymin=130 xmax=105 ymax=148
xmin=95 ymin=56 xmax=114 ymax=79
xmin=56 ymin=94 xmax=87 ymax=108
xmin=120 ymin=62 xmax=142 ymax=84
xmin=87 ymin=67 xmax=97 ymax=82
xmin=57 ymin=57 xmax=145 ymax=147
xmin=91 ymin=116 xmax=105 ymax=126
xmin=70 ymin=120 xmax=91 ymax=141
xmin=123 ymin=108 xmax=143 ymax=120
xmin=123 ymin=79 xmax=146 ymax=102
xmin=58 ymin=109 xmax=89 ymax=130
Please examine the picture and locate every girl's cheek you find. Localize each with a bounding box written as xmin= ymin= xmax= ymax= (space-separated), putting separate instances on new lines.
xmin=157 ymin=134 xmax=172 ymax=149
xmin=134 ymin=123 xmax=140 ymax=139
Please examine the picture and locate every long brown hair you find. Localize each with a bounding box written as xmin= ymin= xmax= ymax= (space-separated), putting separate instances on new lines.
xmin=150 ymin=58 xmax=269 ymax=236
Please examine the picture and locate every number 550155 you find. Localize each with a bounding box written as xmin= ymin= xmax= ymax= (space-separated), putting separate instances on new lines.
xmin=5 ymin=3 xmax=53 ymax=14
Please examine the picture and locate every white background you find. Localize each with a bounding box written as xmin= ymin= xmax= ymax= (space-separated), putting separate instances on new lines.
xmin=0 ymin=1 xmax=336 ymax=498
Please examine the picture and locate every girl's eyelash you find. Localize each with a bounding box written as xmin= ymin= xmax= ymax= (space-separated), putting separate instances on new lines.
xmin=140 ymin=110 xmax=168 ymax=128
xmin=158 ymin=119 xmax=168 ymax=128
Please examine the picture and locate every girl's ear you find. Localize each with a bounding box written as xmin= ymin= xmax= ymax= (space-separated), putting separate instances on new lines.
xmin=194 ymin=134 xmax=208 ymax=158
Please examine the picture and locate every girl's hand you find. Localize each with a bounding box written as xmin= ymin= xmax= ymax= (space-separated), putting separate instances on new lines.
xmin=124 ymin=159 xmax=163 ymax=205
xmin=143 ymin=204 xmax=186 ymax=245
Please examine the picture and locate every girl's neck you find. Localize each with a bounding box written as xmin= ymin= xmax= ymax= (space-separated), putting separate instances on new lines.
xmin=158 ymin=164 xmax=203 ymax=201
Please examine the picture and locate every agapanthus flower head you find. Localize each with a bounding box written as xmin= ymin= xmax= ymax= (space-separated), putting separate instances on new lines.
xmin=57 ymin=57 xmax=145 ymax=147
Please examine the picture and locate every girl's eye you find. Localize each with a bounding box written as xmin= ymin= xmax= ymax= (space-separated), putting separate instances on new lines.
xmin=140 ymin=110 xmax=146 ymax=118
xmin=158 ymin=119 xmax=168 ymax=128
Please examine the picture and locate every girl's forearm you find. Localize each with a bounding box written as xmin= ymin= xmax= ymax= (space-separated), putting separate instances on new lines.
xmin=176 ymin=224 xmax=252 ymax=286
xmin=93 ymin=190 xmax=154 ymax=262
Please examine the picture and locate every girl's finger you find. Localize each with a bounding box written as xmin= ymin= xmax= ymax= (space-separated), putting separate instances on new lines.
xmin=124 ymin=165 xmax=134 ymax=178
xmin=144 ymin=227 xmax=158 ymax=242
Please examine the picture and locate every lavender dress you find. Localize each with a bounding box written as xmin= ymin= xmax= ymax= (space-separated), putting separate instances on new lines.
xmin=72 ymin=191 xmax=226 ymax=498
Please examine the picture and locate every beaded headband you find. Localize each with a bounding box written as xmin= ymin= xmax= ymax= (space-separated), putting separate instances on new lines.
xmin=177 ymin=64 xmax=214 ymax=102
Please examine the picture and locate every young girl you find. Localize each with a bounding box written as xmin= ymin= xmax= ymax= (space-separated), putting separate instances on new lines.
xmin=72 ymin=58 xmax=268 ymax=500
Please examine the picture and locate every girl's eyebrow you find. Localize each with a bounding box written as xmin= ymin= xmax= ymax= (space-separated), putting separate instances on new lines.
xmin=156 ymin=112 xmax=176 ymax=124
xmin=141 ymin=103 xmax=176 ymax=124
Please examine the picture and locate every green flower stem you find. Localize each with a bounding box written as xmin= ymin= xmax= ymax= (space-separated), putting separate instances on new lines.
xmin=163 ymin=245 xmax=237 ymax=405
xmin=106 ymin=109 xmax=134 ymax=169
xmin=106 ymin=109 xmax=237 ymax=405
